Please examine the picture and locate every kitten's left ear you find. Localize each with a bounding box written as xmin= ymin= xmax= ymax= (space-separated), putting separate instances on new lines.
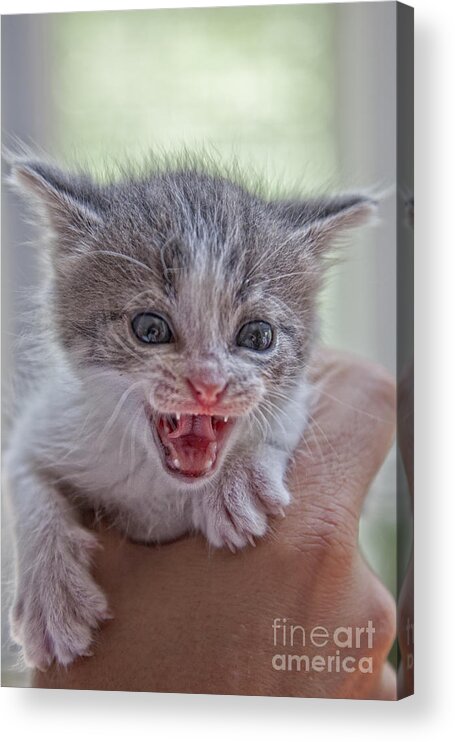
xmin=272 ymin=193 xmax=378 ymax=255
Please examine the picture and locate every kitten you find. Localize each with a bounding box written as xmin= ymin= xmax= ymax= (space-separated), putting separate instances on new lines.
xmin=4 ymin=156 xmax=375 ymax=669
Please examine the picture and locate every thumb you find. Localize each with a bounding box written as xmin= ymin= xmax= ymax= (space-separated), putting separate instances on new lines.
xmin=281 ymin=349 xmax=396 ymax=548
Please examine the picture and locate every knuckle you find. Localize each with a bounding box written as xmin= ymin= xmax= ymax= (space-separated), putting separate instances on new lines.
xmin=368 ymin=585 xmax=397 ymax=656
xmin=304 ymin=493 xmax=358 ymax=550
xmin=284 ymin=501 xmax=356 ymax=570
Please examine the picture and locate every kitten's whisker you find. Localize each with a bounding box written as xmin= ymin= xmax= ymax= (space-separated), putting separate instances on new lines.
xmin=111 ymin=334 xmax=148 ymax=366
xmin=259 ymin=401 xmax=288 ymax=440
xmin=120 ymin=407 xmax=145 ymax=480
xmin=311 ymin=385 xmax=393 ymax=424
xmin=250 ymin=406 xmax=272 ymax=441
xmin=100 ymin=380 xmax=144 ymax=439
xmin=306 ymin=412 xmax=338 ymax=459
xmin=119 ymin=406 xmax=141 ymax=461
xmin=260 ymin=395 xmax=319 ymax=462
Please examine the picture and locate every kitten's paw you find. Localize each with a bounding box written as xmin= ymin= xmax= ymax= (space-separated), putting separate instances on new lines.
xmin=10 ymin=528 xmax=111 ymax=670
xmin=194 ymin=463 xmax=290 ymax=551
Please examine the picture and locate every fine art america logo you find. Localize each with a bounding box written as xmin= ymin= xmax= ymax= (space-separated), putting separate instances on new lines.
xmin=271 ymin=618 xmax=376 ymax=674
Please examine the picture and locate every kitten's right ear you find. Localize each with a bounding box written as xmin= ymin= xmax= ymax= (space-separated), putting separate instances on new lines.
xmin=7 ymin=158 xmax=105 ymax=235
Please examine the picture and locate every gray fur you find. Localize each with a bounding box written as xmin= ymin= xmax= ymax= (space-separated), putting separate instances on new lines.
xmin=4 ymin=155 xmax=376 ymax=668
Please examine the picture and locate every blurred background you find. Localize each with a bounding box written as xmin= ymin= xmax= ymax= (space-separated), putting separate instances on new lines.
xmin=2 ymin=3 xmax=403 ymax=686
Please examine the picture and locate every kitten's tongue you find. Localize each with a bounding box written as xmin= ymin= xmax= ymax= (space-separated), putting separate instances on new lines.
xmin=156 ymin=414 xmax=223 ymax=477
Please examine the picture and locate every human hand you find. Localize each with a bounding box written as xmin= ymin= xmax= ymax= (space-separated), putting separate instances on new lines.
xmin=34 ymin=348 xmax=397 ymax=699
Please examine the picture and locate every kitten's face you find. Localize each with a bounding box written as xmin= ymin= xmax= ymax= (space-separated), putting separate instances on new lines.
xmin=104 ymin=271 xmax=298 ymax=482
xmin=10 ymin=162 xmax=374 ymax=484
xmin=51 ymin=190 xmax=313 ymax=482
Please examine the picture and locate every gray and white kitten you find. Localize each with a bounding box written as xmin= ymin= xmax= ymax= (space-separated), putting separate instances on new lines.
xmin=4 ymin=157 xmax=375 ymax=669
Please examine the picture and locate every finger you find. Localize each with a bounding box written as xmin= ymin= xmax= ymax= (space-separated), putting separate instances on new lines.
xmin=369 ymin=662 xmax=397 ymax=700
xmin=283 ymin=349 xmax=396 ymax=540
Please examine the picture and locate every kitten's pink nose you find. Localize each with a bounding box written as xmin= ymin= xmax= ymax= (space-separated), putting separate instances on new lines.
xmin=186 ymin=377 xmax=228 ymax=406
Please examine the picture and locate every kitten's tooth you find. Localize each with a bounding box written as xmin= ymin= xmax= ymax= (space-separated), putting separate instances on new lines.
xmin=203 ymin=457 xmax=213 ymax=472
xmin=176 ymin=412 xmax=180 ymax=421
xmin=223 ymin=416 xmax=229 ymax=423
xmin=173 ymin=459 xmax=180 ymax=469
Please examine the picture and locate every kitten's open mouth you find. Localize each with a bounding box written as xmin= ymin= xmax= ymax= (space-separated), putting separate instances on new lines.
xmin=151 ymin=412 xmax=235 ymax=480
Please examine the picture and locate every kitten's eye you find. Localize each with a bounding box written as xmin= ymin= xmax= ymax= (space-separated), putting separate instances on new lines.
xmin=236 ymin=321 xmax=273 ymax=351
xmin=131 ymin=313 xmax=173 ymax=344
